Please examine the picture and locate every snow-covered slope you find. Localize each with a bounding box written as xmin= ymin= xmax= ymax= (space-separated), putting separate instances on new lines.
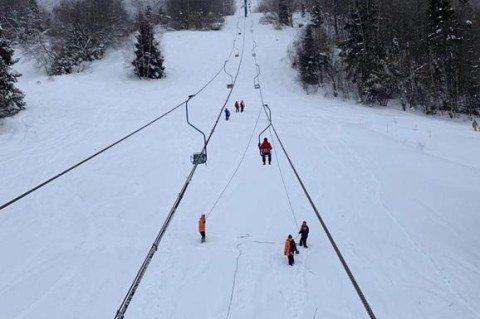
xmin=1 ymin=2 xmax=480 ymax=319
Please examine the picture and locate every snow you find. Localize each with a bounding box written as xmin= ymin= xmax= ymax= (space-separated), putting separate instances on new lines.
xmin=1 ymin=1 xmax=480 ymax=319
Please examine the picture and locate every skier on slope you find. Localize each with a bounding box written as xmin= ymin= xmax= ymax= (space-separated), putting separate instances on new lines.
xmin=198 ymin=214 xmax=206 ymax=243
xmin=284 ymin=234 xmax=299 ymax=266
xmin=298 ymin=221 xmax=309 ymax=248
xmin=234 ymin=101 xmax=240 ymax=112
xmin=225 ymin=108 xmax=231 ymax=121
xmin=258 ymin=137 xmax=272 ymax=165
xmin=240 ymin=100 xmax=245 ymax=112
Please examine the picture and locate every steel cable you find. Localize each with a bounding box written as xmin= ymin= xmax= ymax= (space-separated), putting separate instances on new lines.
xmin=114 ymin=16 xmax=248 ymax=319
xmin=0 ymin=21 xmax=241 ymax=213
xmin=249 ymin=14 xmax=377 ymax=319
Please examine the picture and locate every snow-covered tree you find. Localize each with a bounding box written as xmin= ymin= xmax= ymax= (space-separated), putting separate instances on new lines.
xmin=166 ymin=0 xmax=232 ymax=30
xmin=424 ymin=0 xmax=462 ymax=114
xmin=340 ymin=0 xmax=392 ymax=105
xmin=297 ymin=25 xmax=319 ymax=87
xmin=49 ymin=0 xmax=129 ymax=75
xmin=49 ymin=27 xmax=87 ymax=75
xmin=16 ymin=0 xmax=53 ymax=73
xmin=18 ymin=0 xmax=42 ymax=41
xmin=132 ymin=9 xmax=165 ymax=79
xmin=310 ymin=1 xmax=323 ymax=27
xmin=278 ymin=0 xmax=291 ymax=26
xmin=0 ymin=26 xmax=25 ymax=118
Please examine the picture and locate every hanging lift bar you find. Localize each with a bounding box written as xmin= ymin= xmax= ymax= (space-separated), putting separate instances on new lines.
xmin=224 ymin=60 xmax=234 ymax=89
xmin=258 ymin=104 xmax=272 ymax=143
xmin=254 ymin=64 xmax=261 ymax=89
xmin=185 ymin=95 xmax=207 ymax=164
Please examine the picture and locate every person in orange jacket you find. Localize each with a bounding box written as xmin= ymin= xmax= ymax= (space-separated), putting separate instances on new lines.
xmin=198 ymin=214 xmax=206 ymax=243
xmin=284 ymin=234 xmax=299 ymax=266
xmin=258 ymin=137 xmax=272 ymax=165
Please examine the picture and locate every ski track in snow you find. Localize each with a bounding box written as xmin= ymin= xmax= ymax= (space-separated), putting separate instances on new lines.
xmin=311 ymin=107 xmax=480 ymax=317
xmin=1 ymin=1 xmax=480 ymax=318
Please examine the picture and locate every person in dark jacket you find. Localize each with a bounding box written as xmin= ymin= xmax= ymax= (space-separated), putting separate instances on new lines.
xmin=234 ymin=101 xmax=240 ymax=112
xmin=225 ymin=108 xmax=230 ymax=120
xmin=298 ymin=221 xmax=309 ymax=248
xmin=240 ymin=100 xmax=245 ymax=112
xmin=284 ymin=234 xmax=299 ymax=266
xmin=258 ymin=137 xmax=272 ymax=165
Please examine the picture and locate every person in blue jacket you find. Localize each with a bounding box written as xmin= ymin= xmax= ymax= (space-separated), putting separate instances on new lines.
xmin=225 ymin=108 xmax=231 ymax=120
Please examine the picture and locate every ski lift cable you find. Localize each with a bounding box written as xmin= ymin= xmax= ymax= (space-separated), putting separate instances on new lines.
xmin=256 ymin=99 xmax=298 ymax=227
xmin=114 ymin=16 xmax=248 ymax=319
xmin=253 ymin=64 xmax=261 ymax=89
xmin=0 ymin=101 xmax=185 ymax=212
xmin=267 ymin=126 xmax=299 ymax=228
xmin=249 ymin=17 xmax=377 ymax=319
xmin=248 ymin=15 xmax=297 ymax=226
xmin=186 ymin=15 xmax=247 ymax=167
xmin=0 ymin=19 xmax=245 ymax=213
xmin=206 ymin=101 xmax=263 ymax=218
xmin=267 ymin=119 xmax=377 ymax=319
xmin=257 ymin=103 xmax=271 ymax=143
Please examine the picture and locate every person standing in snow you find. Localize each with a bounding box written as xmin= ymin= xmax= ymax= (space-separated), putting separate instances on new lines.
xmin=225 ymin=108 xmax=230 ymax=121
xmin=240 ymin=100 xmax=245 ymax=112
xmin=284 ymin=235 xmax=299 ymax=266
xmin=198 ymin=214 xmax=206 ymax=243
xmin=298 ymin=221 xmax=309 ymax=248
xmin=235 ymin=101 xmax=240 ymax=112
xmin=258 ymin=137 xmax=272 ymax=165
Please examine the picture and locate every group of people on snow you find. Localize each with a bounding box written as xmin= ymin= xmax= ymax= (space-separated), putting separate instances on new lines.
xmin=204 ymin=98 xmax=305 ymax=266
xmin=235 ymin=100 xmax=245 ymax=112
xmin=284 ymin=221 xmax=309 ymax=266
xmin=224 ymin=99 xmax=273 ymax=166
xmin=224 ymin=100 xmax=246 ymax=121
xmin=198 ymin=214 xmax=310 ymax=267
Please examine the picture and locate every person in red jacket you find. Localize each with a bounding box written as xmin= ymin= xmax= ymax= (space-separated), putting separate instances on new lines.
xmin=258 ymin=137 xmax=272 ymax=165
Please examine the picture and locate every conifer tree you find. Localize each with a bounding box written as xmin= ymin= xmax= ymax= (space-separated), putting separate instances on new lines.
xmin=310 ymin=1 xmax=323 ymax=27
xmin=49 ymin=27 xmax=86 ymax=75
xmin=17 ymin=0 xmax=53 ymax=72
xmin=297 ymin=25 xmax=319 ymax=87
xmin=278 ymin=0 xmax=291 ymax=26
xmin=0 ymin=26 xmax=25 ymax=118
xmin=132 ymin=8 xmax=165 ymax=79
xmin=425 ymin=0 xmax=462 ymax=114
xmin=341 ymin=0 xmax=391 ymax=105
xmin=462 ymin=19 xmax=480 ymax=115
xmin=309 ymin=2 xmax=331 ymax=85
xmin=20 ymin=0 xmax=43 ymax=41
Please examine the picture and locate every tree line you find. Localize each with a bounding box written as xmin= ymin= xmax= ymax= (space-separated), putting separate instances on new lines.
xmin=278 ymin=0 xmax=480 ymax=117
xmin=0 ymin=0 xmax=235 ymax=118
